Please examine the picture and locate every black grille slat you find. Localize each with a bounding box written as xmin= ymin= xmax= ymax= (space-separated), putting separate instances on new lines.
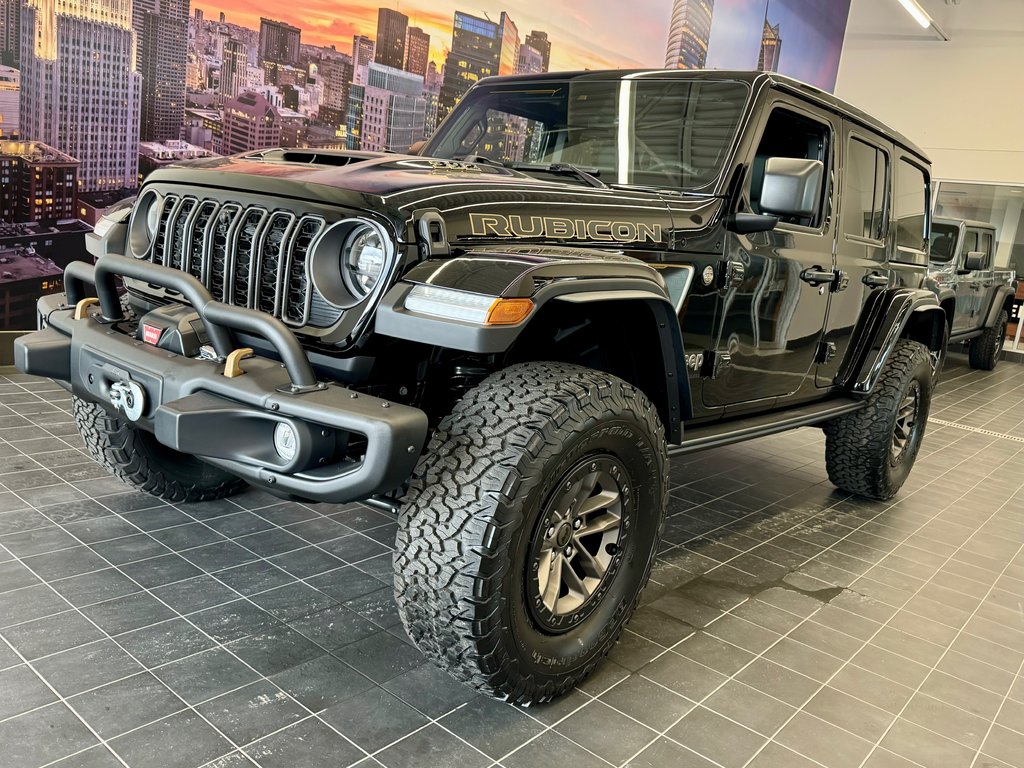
xmin=283 ymin=216 xmax=325 ymax=326
xmin=208 ymin=204 xmax=242 ymax=301
xmin=167 ymin=197 xmax=196 ymax=271
xmin=231 ymin=209 xmax=267 ymax=306
xmin=148 ymin=195 xmax=342 ymax=330
xmin=188 ymin=201 xmax=218 ymax=280
xmin=256 ymin=213 xmax=295 ymax=315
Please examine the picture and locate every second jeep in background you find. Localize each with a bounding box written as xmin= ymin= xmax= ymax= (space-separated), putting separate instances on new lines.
xmin=929 ymin=217 xmax=1016 ymax=370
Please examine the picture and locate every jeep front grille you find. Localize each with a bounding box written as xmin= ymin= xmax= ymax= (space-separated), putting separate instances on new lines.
xmin=147 ymin=194 xmax=342 ymax=329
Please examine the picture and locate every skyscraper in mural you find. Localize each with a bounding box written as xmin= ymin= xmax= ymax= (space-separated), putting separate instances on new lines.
xmin=758 ymin=20 xmax=782 ymax=72
xmin=665 ymin=0 xmax=715 ymax=69
xmin=258 ymin=17 xmax=301 ymax=67
xmin=220 ymin=38 xmax=248 ymax=98
xmin=134 ymin=0 xmax=190 ymax=142
xmin=375 ymin=8 xmax=408 ymax=71
xmin=0 ymin=0 xmax=20 ymax=66
xmin=19 ymin=0 xmax=141 ymax=191
xmin=352 ymin=35 xmax=375 ymax=69
xmin=439 ymin=12 xmax=502 ymax=119
xmin=524 ymin=30 xmax=551 ymax=72
xmin=404 ymin=27 xmax=430 ymax=77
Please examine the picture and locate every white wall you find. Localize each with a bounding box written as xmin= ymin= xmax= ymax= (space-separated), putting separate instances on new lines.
xmin=834 ymin=0 xmax=1024 ymax=183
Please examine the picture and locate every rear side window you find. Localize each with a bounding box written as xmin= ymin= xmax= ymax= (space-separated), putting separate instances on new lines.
xmin=844 ymin=138 xmax=887 ymax=241
xmin=962 ymin=229 xmax=979 ymax=255
xmin=980 ymin=232 xmax=994 ymax=268
xmin=895 ymin=159 xmax=929 ymax=253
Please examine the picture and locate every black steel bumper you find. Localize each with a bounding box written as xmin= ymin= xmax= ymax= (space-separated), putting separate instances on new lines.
xmin=15 ymin=255 xmax=429 ymax=504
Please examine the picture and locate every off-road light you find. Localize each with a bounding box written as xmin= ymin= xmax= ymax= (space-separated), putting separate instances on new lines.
xmin=405 ymin=285 xmax=533 ymax=325
xmin=342 ymin=224 xmax=386 ymax=297
xmin=273 ymin=422 xmax=298 ymax=462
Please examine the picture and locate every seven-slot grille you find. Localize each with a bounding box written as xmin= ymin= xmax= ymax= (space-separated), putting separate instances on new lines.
xmin=147 ymin=193 xmax=342 ymax=329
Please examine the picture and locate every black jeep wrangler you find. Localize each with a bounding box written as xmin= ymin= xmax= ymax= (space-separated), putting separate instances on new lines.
xmin=928 ymin=217 xmax=1015 ymax=370
xmin=16 ymin=70 xmax=949 ymax=704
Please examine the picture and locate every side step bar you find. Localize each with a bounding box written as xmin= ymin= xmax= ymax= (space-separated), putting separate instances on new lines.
xmin=669 ymin=398 xmax=865 ymax=456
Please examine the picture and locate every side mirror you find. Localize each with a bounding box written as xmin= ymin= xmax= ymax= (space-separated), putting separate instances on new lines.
xmin=963 ymin=251 xmax=987 ymax=272
xmin=407 ymin=140 xmax=427 ymax=155
xmin=759 ymin=157 xmax=825 ymax=220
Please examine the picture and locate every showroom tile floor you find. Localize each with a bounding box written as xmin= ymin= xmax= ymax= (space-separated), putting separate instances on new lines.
xmin=1 ymin=354 xmax=1023 ymax=768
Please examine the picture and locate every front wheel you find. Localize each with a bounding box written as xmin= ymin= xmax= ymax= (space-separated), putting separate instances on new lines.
xmin=393 ymin=363 xmax=667 ymax=704
xmin=824 ymin=339 xmax=933 ymax=500
xmin=968 ymin=310 xmax=1007 ymax=370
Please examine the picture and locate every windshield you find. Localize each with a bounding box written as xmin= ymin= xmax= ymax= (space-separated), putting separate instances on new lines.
xmin=929 ymin=222 xmax=960 ymax=264
xmin=423 ymin=78 xmax=750 ymax=190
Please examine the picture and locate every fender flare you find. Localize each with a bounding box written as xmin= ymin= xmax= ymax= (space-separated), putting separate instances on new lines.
xmin=375 ymin=254 xmax=691 ymax=443
xmin=984 ymin=285 xmax=1015 ymax=328
xmin=836 ymin=288 xmax=947 ymax=395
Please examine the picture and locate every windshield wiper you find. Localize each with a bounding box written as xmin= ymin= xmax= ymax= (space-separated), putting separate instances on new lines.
xmin=507 ymin=163 xmax=608 ymax=189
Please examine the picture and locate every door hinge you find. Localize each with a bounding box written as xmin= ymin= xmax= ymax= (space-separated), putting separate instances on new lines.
xmin=815 ymin=341 xmax=837 ymax=364
xmin=719 ymin=260 xmax=745 ymax=288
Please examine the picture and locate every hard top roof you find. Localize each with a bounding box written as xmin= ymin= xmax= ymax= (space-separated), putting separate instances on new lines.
xmin=476 ymin=69 xmax=929 ymax=164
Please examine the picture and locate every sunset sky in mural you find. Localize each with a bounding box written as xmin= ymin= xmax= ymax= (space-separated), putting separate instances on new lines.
xmin=193 ymin=0 xmax=674 ymax=71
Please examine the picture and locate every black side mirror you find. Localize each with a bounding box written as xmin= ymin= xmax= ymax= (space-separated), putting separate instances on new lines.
xmin=725 ymin=212 xmax=779 ymax=234
xmin=759 ymin=157 xmax=825 ymax=220
xmin=963 ymin=251 xmax=986 ymax=272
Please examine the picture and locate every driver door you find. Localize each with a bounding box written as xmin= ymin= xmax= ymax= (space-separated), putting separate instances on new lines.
xmin=702 ymin=100 xmax=836 ymax=409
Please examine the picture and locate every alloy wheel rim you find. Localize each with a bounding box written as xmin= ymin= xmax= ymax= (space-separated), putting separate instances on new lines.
xmin=891 ymin=381 xmax=920 ymax=464
xmin=527 ymin=455 xmax=630 ymax=632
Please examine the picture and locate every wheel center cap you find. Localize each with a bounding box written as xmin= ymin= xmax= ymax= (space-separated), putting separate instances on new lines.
xmin=555 ymin=523 xmax=572 ymax=549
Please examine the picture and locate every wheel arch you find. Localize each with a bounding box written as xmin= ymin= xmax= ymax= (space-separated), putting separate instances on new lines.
xmin=836 ymin=288 xmax=947 ymax=395
xmin=985 ymin=285 xmax=1015 ymax=329
xmin=505 ymin=292 xmax=690 ymax=444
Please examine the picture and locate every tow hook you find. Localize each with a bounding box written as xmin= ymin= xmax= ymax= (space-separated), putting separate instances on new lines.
xmin=109 ymin=380 xmax=146 ymax=422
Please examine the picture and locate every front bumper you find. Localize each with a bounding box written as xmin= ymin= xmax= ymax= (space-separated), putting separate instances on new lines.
xmin=15 ymin=255 xmax=428 ymax=504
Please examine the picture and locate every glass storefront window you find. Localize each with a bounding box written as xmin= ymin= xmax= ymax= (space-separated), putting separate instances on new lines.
xmin=934 ymin=180 xmax=1024 ymax=273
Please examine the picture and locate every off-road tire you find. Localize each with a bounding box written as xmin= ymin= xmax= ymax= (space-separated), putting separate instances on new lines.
xmin=968 ymin=310 xmax=1007 ymax=371
xmin=824 ymin=339 xmax=933 ymax=500
xmin=393 ymin=363 xmax=667 ymax=704
xmin=73 ymin=397 xmax=247 ymax=503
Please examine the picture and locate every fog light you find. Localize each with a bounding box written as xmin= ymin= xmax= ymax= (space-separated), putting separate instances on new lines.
xmin=273 ymin=422 xmax=298 ymax=462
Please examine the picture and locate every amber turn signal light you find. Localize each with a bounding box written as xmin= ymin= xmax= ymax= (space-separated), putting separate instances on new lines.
xmin=486 ymin=298 xmax=533 ymax=325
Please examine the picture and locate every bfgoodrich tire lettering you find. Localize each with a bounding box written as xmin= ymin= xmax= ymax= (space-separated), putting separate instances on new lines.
xmin=393 ymin=362 xmax=667 ymax=704
xmin=73 ymin=397 xmax=247 ymax=503
xmin=824 ymin=339 xmax=933 ymax=500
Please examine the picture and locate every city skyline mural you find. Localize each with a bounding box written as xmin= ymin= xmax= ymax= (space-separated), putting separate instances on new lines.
xmin=0 ymin=0 xmax=852 ymax=331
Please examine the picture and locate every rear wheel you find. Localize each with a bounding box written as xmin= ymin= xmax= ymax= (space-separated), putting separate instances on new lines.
xmin=824 ymin=339 xmax=933 ymax=500
xmin=393 ymin=363 xmax=667 ymax=704
xmin=73 ymin=397 xmax=247 ymax=503
xmin=968 ymin=310 xmax=1007 ymax=371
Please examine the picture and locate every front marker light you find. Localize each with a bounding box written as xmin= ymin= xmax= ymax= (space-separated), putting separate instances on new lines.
xmin=405 ymin=285 xmax=533 ymax=325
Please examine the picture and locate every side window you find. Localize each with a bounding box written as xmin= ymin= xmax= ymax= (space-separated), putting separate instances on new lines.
xmin=843 ymin=137 xmax=887 ymax=241
xmin=980 ymin=232 xmax=994 ymax=268
xmin=961 ymin=229 xmax=979 ymax=256
xmin=894 ymin=158 xmax=929 ymax=253
xmin=749 ymin=107 xmax=830 ymax=228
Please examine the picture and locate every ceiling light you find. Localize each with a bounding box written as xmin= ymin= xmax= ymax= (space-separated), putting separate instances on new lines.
xmin=895 ymin=0 xmax=931 ymax=27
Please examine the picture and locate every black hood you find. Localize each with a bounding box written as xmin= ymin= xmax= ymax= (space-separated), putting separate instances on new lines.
xmin=146 ymin=150 xmax=723 ymax=248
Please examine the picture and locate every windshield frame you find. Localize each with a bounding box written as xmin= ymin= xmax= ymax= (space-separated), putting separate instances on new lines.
xmin=421 ymin=75 xmax=754 ymax=195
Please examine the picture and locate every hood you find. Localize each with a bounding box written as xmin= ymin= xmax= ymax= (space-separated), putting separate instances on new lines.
xmin=146 ymin=149 xmax=723 ymax=248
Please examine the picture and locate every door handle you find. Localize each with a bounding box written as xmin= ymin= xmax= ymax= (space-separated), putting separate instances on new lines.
xmin=800 ymin=267 xmax=835 ymax=287
xmin=862 ymin=273 xmax=889 ymax=288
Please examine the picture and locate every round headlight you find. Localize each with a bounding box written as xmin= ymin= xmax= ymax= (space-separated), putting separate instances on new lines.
xmin=342 ymin=224 xmax=386 ymax=297
xmin=145 ymin=199 xmax=161 ymax=239
xmin=128 ymin=190 xmax=163 ymax=258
